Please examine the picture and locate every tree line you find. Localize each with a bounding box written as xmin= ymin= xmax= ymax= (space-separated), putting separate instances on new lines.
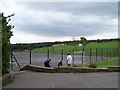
xmin=11 ymin=38 xmax=119 ymax=51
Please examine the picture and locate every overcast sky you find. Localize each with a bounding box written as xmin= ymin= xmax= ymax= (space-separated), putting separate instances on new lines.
xmin=0 ymin=0 xmax=119 ymax=44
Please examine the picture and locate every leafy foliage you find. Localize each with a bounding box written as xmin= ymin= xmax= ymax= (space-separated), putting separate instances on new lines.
xmin=80 ymin=37 xmax=87 ymax=47
xmin=1 ymin=13 xmax=14 ymax=74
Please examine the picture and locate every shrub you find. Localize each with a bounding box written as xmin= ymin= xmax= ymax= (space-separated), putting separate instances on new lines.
xmin=88 ymin=62 xmax=97 ymax=68
xmin=1 ymin=13 xmax=14 ymax=74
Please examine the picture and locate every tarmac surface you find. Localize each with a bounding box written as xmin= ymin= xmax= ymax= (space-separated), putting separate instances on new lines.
xmin=11 ymin=52 xmax=103 ymax=71
xmin=3 ymin=71 xmax=118 ymax=88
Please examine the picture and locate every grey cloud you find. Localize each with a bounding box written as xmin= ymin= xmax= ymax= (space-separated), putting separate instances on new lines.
xmin=15 ymin=2 xmax=118 ymax=38
xmin=17 ymin=21 xmax=116 ymax=38
xmin=21 ymin=2 xmax=118 ymax=17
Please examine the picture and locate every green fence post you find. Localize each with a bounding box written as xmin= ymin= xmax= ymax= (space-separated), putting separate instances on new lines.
xmin=73 ymin=49 xmax=74 ymax=66
xmin=110 ymin=48 xmax=111 ymax=59
xmin=113 ymin=48 xmax=115 ymax=57
xmin=90 ymin=48 xmax=92 ymax=63
xmin=30 ymin=50 xmax=32 ymax=65
xmin=96 ymin=48 xmax=98 ymax=62
xmin=82 ymin=48 xmax=84 ymax=65
xmin=47 ymin=49 xmax=49 ymax=60
xmin=101 ymin=48 xmax=103 ymax=60
xmin=61 ymin=49 xmax=63 ymax=61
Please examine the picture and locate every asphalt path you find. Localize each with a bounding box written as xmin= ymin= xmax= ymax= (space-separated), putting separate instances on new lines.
xmin=11 ymin=52 xmax=104 ymax=71
xmin=3 ymin=71 xmax=118 ymax=88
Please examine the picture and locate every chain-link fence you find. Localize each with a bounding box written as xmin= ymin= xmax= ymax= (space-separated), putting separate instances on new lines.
xmin=10 ymin=47 xmax=118 ymax=71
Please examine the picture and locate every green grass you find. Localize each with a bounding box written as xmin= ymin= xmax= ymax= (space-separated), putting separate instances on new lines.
xmin=96 ymin=57 xmax=119 ymax=68
xmin=31 ymin=41 xmax=118 ymax=56
xmin=74 ymin=57 xmax=119 ymax=68
xmin=85 ymin=41 xmax=118 ymax=49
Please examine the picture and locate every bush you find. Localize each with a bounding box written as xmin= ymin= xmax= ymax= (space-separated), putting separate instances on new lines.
xmin=1 ymin=13 xmax=14 ymax=74
xmin=88 ymin=62 xmax=97 ymax=68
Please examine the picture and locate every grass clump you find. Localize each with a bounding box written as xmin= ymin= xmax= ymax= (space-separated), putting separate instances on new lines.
xmin=88 ymin=62 xmax=97 ymax=68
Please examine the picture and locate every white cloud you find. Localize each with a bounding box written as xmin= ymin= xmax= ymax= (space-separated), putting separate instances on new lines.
xmin=10 ymin=30 xmax=74 ymax=43
xmin=86 ymin=32 xmax=118 ymax=40
xmin=10 ymin=30 xmax=51 ymax=44
xmin=0 ymin=0 xmax=118 ymax=44
xmin=1 ymin=0 xmax=116 ymax=27
xmin=11 ymin=8 xmax=118 ymax=27
xmin=0 ymin=0 xmax=17 ymax=15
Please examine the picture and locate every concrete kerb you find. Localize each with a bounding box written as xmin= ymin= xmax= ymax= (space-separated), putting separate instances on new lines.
xmin=20 ymin=65 xmax=120 ymax=73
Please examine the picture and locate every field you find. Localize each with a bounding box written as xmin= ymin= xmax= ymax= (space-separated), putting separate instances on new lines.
xmin=32 ymin=41 xmax=118 ymax=56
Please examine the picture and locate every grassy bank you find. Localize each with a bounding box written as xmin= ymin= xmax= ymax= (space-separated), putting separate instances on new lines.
xmin=96 ymin=57 xmax=119 ymax=68
xmin=74 ymin=57 xmax=119 ymax=68
xmin=32 ymin=41 xmax=118 ymax=56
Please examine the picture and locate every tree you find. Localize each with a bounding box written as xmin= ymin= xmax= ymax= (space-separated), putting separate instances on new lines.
xmin=80 ymin=37 xmax=87 ymax=48
xmin=1 ymin=13 xmax=14 ymax=74
xmin=97 ymin=39 xmax=100 ymax=43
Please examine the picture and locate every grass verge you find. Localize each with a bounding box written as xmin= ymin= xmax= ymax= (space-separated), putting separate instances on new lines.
xmin=96 ymin=57 xmax=119 ymax=68
xmin=74 ymin=57 xmax=119 ymax=68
